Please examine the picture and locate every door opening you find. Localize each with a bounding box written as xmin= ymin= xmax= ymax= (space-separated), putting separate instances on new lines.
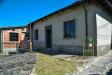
xmin=45 ymin=25 xmax=52 ymax=48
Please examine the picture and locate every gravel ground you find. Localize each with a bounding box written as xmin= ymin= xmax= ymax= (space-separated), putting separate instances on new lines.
xmin=75 ymin=51 xmax=112 ymax=75
xmin=53 ymin=54 xmax=96 ymax=72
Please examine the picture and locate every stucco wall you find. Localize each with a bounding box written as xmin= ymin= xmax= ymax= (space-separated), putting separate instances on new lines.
xmin=95 ymin=5 xmax=112 ymax=56
xmin=32 ymin=3 xmax=96 ymax=55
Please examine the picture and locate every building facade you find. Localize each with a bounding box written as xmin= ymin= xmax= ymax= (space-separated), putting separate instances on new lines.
xmin=0 ymin=26 xmax=27 ymax=54
xmin=30 ymin=0 xmax=112 ymax=56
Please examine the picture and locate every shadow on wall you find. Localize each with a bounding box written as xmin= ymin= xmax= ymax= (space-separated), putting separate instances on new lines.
xmin=35 ymin=48 xmax=81 ymax=56
xmin=19 ymin=40 xmax=24 ymax=48
xmin=106 ymin=69 xmax=112 ymax=75
xmin=18 ymin=28 xmax=30 ymax=53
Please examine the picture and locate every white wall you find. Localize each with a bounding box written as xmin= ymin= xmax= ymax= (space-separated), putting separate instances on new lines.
xmin=32 ymin=3 xmax=96 ymax=54
xmin=96 ymin=5 xmax=112 ymax=55
xmin=96 ymin=14 xmax=112 ymax=46
xmin=33 ymin=6 xmax=86 ymax=49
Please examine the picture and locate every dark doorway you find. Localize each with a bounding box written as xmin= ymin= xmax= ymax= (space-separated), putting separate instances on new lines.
xmin=45 ymin=25 xmax=52 ymax=48
xmin=106 ymin=69 xmax=112 ymax=75
xmin=110 ymin=33 xmax=112 ymax=50
xmin=0 ymin=31 xmax=2 ymax=52
xmin=111 ymin=41 xmax=112 ymax=49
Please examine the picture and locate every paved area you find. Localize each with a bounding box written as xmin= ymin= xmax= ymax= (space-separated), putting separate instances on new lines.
xmin=76 ymin=51 xmax=112 ymax=75
xmin=30 ymin=68 xmax=36 ymax=75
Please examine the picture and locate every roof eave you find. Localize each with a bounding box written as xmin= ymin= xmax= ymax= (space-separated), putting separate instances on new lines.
xmin=31 ymin=1 xmax=84 ymax=26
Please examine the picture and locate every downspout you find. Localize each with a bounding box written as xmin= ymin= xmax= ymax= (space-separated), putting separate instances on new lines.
xmin=0 ymin=30 xmax=3 ymax=52
xmin=82 ymin=1 xmax=88 ymax=50
xmin=29 ymin=19 xmax=32 ymax=52
xmin=31 ymin=24 xmax=33 ymax=51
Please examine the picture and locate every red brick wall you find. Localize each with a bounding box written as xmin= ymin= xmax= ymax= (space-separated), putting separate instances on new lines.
xmin=2 ymin=28 xmax=26 ymax=48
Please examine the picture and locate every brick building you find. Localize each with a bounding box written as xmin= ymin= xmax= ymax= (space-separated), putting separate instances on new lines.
xmin=0 ymin=26 xmax=27 ymax=54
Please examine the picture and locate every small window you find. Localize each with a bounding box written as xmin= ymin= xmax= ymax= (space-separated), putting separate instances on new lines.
xmin=64 ymin=20 xmax=76 ymax=38
xmin=26 ymin=32 xmax=30 ymax=40
xmin=10 ymin=33 xmax=19 ymax=41
xmin=34 ymin=30 xmax=38 ymax=40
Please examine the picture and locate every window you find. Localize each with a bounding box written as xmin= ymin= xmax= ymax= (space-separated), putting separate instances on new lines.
xmin=34 ymin=30 xmax=38 ymax=40
xmin=26 ymin=32 xmax=30 ymax=40
xmin=10 ymin=33 xmax=19 ymax=41
xmin=64 ymin=20 xmax=76 ymax=38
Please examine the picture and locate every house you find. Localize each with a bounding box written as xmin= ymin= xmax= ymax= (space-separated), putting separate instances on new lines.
xmin=0 ymin=26 xmax=27 ymax=55
xmin=29 ymin=0 xmax=112 ymax=56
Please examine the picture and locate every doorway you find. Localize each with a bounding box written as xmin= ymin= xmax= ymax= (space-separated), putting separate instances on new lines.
xmin=0 ymin=31 xmax=2 ymax=52
xmin=45 ymin=25 xmax=52 ymax=48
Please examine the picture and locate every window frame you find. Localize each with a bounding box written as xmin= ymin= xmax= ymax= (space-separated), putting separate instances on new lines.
xmin=25 ymin=32 xmax=30 ymax=40
xmin=9 ymin=32 xmax=19 ymax=42
xmin=64 ymin=20 xmax=76 ymax=38
xmin=34 ymin=29 xmax=38 ymax=40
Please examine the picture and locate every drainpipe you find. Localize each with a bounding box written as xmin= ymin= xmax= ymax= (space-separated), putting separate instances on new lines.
xmin=29 ymin=20 xmax=32 ymax=52
xmin=82 ymin=1 xmax=88 ymax=50
xmin=0 ymin=30 xmax=3 ymax=52
xmin=0 ymin=31 xmax=2 ymax=52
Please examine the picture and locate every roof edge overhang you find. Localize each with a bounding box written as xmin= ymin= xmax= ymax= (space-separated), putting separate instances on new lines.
xmin=98 ymin=0 xmax=112 ymax=14
xmin=0 ymin=26 xmax=27 ymax=30
xmin=31 ymin=1 xmax=85 ymax=26
xmin=30 ymin=0 xmax=112 ymax=27
xmin=106 ymin=0 xmax=112 ymax=8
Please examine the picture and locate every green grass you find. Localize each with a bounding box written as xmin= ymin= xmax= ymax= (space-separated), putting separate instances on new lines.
xmin=84 ymin=50 xmax=94 ymax=56
xmin=35 ymin=53 xmax=77 ymax=75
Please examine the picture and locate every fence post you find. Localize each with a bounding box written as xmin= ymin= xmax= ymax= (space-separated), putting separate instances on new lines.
xmin=83 ymin=43 xmax=85 ymax=56
xmin=93 ymin=37 xmax=94 ymax=56
xmin=16 ymin=43 xmax=19 ymax=53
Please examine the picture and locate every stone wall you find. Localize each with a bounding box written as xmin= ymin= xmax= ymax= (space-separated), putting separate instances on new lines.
xmin=0 ymin=53 xmax=36 ymax=75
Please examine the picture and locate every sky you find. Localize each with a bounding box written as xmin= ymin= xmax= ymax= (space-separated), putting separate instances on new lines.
xmin=0 ymin=0 xmax=77 ymax=27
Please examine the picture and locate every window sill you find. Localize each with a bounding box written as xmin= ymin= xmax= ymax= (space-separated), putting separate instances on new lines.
xmin=9 ymin=41 xmax=19 ymax=43
xmin=33 ymin=39 xmax=38 ymax=41
xmin=10 ymin=41 xmax=18 ymax=42
xmin=63 ymin=37 xmax=76 ymax=40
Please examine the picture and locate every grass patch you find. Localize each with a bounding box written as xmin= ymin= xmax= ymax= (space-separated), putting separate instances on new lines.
xmin=35 ymin=53 xmax=77 ymax=75
xmin=83 ymin=50 xmax=94 ymax=56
